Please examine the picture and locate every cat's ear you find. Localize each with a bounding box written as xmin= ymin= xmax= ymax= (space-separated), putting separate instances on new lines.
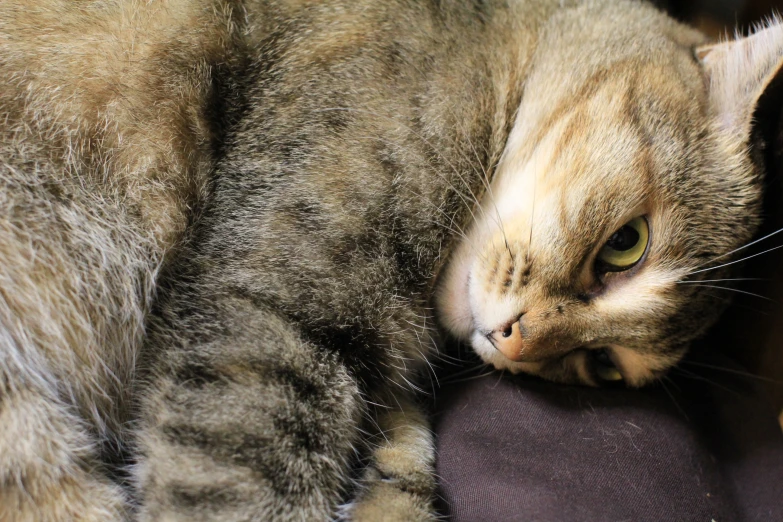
xmin=697 ymin=21 xmax=783 ymax=148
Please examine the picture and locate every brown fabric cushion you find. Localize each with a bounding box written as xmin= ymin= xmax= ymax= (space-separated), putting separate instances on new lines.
xmin=433 ymin=356 xmax=783 ymax=521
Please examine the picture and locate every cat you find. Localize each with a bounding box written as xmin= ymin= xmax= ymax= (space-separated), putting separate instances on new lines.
xmin=134 ymin=0 xmax=783 ymax=520
xmin=1 ymin=0 xmax=782 ymax=520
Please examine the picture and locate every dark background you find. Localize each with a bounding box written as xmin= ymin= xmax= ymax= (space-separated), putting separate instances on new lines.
xmin=659 ymin=0 xmax=783 ymax=35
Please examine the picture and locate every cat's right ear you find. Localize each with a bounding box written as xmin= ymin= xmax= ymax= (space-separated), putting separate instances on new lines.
xmin=697 ymin=21 xmax=783 ymax=151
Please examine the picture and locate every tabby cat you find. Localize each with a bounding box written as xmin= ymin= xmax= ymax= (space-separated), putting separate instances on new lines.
xmin=1 ymin=0 xmax=781 ymax=520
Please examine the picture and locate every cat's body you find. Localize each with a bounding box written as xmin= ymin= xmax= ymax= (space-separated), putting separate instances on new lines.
xmin=1 ymin=0 xmax=781 ymax=520
xmin=0 ymin=1 xmax=241 ymax=518
xmin=135 ymin=2 xmax=538 ymax=518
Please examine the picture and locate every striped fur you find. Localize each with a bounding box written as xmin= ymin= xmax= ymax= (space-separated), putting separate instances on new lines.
xmin=1 ymin=0 xmax=781 ymax=520
xmin=135 ymin=1 xmax=536 ymax=517
xmin=0 ymin=0 xmax=241 ymax=519
xmin=136 ymin=0 xmax=779 ymax=519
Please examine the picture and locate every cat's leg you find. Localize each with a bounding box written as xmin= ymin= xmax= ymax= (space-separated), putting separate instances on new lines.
xmin=0 ymin=364 xmax=127 ymax=522
xmin=136 ymin=303 xmax=366 ymax=521
xmin=346 ymin=395 xmax=437 ymax=522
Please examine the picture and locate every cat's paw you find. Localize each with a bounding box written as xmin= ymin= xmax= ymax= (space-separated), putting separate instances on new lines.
xmin=344 ymin=417 xmax=438 ymax=522
xmin=343 ymin=467 xmax=438 ymax=522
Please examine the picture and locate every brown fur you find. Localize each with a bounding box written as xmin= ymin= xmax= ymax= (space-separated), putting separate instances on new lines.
xmin=136 ymin=0 xmax=780 ymax=520
xmin=0 ymin=1 xmax=241 ymax=519
xmin=1 ymin=0 xmax=782 ymax=520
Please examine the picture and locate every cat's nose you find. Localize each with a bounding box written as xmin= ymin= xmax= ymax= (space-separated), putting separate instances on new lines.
xmin=490 ymin=316 xmax=525 ymax=361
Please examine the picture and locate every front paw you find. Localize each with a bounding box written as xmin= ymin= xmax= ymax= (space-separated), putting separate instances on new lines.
xmin=345 ymin=419 xmax=438 ymax=522
xmin=345 ymin=467 xmax=437 ymax=522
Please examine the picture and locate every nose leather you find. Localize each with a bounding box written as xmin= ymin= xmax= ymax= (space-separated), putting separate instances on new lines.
xmin=491 ymin=320 xmax=525 ymax=361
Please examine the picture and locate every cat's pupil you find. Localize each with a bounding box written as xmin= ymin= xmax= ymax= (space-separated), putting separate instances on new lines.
xmin=606 ymin=225 xmax=639 ymax=251
xmin=594 ymin=349 xmax=614 ymax=368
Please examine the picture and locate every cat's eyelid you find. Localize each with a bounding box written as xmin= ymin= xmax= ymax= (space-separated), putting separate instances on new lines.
xmin=590 ymin=348 xmax=629 ymax=386
xmin=580 ymin=211 xmax=652 ymax=289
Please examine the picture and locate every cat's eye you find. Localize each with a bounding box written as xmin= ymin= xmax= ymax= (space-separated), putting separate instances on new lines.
xmin=596 ymin=216 xmax=649 ymax=272
xmin=589 ymin=349 xmax=623 ymax=383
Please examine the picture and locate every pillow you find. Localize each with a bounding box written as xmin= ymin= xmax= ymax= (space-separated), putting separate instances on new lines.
xmin=434 ymin=356 xmax=783 ymax=521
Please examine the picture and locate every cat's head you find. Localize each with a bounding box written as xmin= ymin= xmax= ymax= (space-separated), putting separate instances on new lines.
xmin=436 ymin=4 xmax=783 ymax=387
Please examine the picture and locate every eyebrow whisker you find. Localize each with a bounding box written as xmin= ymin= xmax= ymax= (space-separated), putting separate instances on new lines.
xmin=691 ymin=225 xmax=783 ymax=270
xmin=676 ymin=277 xmax=767 ymax=284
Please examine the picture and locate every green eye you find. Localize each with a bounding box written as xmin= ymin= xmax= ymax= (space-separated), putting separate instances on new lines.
xmin=591 ymin=349 xmax=624 ymax=383
xmin=596 ymin=216 xmax=649 ymax=272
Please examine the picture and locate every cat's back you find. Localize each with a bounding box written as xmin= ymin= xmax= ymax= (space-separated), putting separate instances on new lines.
xmin=0 ymin=0 xmax=239 ymax=244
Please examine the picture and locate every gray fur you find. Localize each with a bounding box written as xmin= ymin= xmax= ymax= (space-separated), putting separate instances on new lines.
xmin=136 ymin=0 xmax=775 ymax=519
xmin=0 ymin=0 xmax=780 ymax=520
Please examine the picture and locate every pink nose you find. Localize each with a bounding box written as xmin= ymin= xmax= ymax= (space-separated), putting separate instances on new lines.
xmin=491 ymin=319 xmax=525 ymax=361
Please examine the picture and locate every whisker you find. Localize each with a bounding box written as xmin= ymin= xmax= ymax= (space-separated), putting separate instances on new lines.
xmin=441 ymin=370 xmax=497 ymax=385
xmin=430 ymin=346 xmax=466 ymax=365
xmin=659 ymin=376 xmax=689 ymax=421
xmin=348 ymin=132 xmax=489 ymax=260
xmin=399 ymin=373 xmax=428 ymax=395
xmin=691 ymin=225 xmax=783 ymax=270
xmin=440 ymin=363 xmax=492 ymax=384
xmin=429 ymin=342 xmax=465 ymax=362
xmin=685 ymin=243 xmax=783 ymax=277
xmin=687 ymin=284 xmax=774 ymax=302
xmin=383 ymin=50 xmax=505 ymax=226
xmin=406 ymin=325 xmax=441 ymax=390
xmin=401 ymin=186 xmax=489 ymax=262
xmin=318 ymin=107 xmax=491 ymax=229
xmin=661 ymin=374 xmax=681 ymax=393
xmin=322 ymin=104 xmax=524 ymax=281
xmin=699 ymin=291 xmax=771 ymax=316
xmin=527 ymin=141 xmax=537 ymax=262
xmin=671 ymin=367 xmax=742 ymax=397
xmin=352 ymin=147 xmax=478 ymax=248
xmin=680 ymin=360 xmax=783 ymax=385
xmin=454 ymin=113 xmax=512 ymax=259
xmin=355 ymin=133 xmax=484 ymax=227
xmin=350 ymin=132 xmax=496 ymax=259
xmin=676 ymin=278 xmax=768 ymax=284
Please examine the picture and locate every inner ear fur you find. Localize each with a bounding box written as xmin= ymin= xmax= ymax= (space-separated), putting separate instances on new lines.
xmin=698 ymin=21 xmax=783 ymax=148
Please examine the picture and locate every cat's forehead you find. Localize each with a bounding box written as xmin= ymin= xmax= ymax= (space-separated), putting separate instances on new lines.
xmin=557 ymin=66 xmax=705 ymax=172
xmin=480 ymin=64 xmax=713 ymax=300
xmin=497 ymin=63 xmax=707 ymax=215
